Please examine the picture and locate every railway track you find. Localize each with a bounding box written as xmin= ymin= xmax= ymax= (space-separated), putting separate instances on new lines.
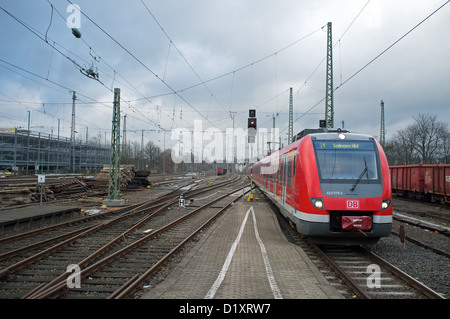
xmin=29 ymin=179 xmax=247 ymax=299
xmin=258 ymin=187 xmax=446 ymax=300
xmin=0 ymin=176 xmax=243 ymax=299
xmin=311 ymin=244 xmax=445 ymax=299
xmin=0 ymin=182 xmax=193 ymax=270
xmin=279 ymin=218 xmax=446 ymax=299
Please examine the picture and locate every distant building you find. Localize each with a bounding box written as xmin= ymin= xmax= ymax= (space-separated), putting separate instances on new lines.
xmin=0 ymin=129 xmax=109 ymax=174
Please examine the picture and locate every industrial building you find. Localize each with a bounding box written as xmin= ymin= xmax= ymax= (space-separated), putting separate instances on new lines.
xmin=0 ymin=129 xmax=109 ymax=175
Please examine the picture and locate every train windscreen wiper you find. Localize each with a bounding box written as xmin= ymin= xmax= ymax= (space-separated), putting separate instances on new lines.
xmin=350 ymin=157 xmax=368 ymax=192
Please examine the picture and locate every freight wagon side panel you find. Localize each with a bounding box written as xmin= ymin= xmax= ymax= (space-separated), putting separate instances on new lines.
xmin=390 ymin=164 xmax=450 ymax=203
xmin=390 ymin=167 xmax=398 ymax=192
xmin=410 ymin=165 xmax=423 ymax=193
xmin=423 ymin=166 xmax=439 ymax=195
xmin=446 ymin=166 xmax=450 ymax=203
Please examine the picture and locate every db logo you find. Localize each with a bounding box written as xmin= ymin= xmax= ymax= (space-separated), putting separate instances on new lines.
xmin=346 ymin=200 xmax=359 ymax=209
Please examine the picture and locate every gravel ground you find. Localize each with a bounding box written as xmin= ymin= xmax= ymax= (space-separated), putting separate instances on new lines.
xmin=371 ymin=235 xmax=449 ymax=298
xmin=368 ymin=197 xmax=449 ymax=298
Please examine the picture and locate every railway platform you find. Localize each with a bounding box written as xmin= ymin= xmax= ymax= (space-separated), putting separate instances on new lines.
xmin=143 ymin=196 xmax=343 ymax=299
xmin=0 ymin=205 xmax=80 ymax=235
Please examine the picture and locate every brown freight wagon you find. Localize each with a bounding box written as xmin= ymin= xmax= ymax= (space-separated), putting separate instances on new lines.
xmin=390 ymin=164 xmax=450 ymax=204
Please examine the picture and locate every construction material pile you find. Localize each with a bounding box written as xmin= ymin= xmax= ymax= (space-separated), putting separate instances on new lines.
xmin=0 ymin=183 xmax=55 ymax=206
xmin=48 ymin=179 xmax=90 ymax=199
xmin=94 ymin=165 xmax=148 ymax=188
xmin=127 ymin=170 xmax=151 ymax=188
xmin=0 ymin=165 xmax=150 ymax=207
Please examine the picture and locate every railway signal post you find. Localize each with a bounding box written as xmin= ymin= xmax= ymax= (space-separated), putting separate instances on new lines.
xmin=248 ymin=109 xmax=256 ymax=144
xmin=248 ymin=168 xmax=254 ymax=202
xmin=179 ymin=194 xmax=186 ymax=210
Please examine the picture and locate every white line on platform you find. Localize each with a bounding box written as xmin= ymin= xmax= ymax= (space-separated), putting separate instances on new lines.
xmin=205 ymin=206 xmax=282 ymax=299
xmin=250 ymin=206 xmax=282 ymax=299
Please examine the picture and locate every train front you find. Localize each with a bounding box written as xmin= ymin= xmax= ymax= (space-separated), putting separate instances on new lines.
xmin=303 ymin=132 xmax=392 ymax=245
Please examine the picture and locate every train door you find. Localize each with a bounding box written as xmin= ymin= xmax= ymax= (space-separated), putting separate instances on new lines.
xmin=285 ymin=158 xmax=292 ymax=205
xmin=278 ymin=161 xmax=283 ymax=200
xmin=271 ymin=171 xmax=274 ymax=194
xmin=277 ymin=160 xmax=282 ymax=198
xmin=292 ymin=155 xmax=297 ymax=210
xmin=282 ymin=157 xmax=287 ymax=204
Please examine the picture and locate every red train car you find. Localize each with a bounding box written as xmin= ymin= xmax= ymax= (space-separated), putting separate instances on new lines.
xmin=216 ymin=168 xmax=227 ymax=176
xmin=390 ymin=164 xmax=450 ymax=203
xmin=251 ymin=129 xmax=392 ymax=245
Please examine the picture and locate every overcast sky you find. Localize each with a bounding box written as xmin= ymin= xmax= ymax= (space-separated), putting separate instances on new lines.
xmin=1 ymin=0 xmax=449 ymax=152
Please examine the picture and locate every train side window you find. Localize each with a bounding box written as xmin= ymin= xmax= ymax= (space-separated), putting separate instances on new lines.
xmin=287 ymin=161 xmax=292 ymax=188
xmin=293 ymin=156 xmax=296 ymax=175
xmin=280 ymin=163 xmax=284 ymax=186
xmin=275 ymin=165 xmax=278 ymax=184
xmin=277 ymin=161 xmax=281 ymax=185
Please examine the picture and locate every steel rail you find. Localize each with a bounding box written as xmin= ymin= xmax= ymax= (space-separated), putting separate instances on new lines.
xmin=311 ymin=242 xmax=445 ymax=299
xmin=30 ymin=183 xmax=247 ymax=299
xmin=0 ymin=196 xmax=170 ymax=278
xmin=391 ymin=230 xmax=450 ymax=259
xmin=0 ymin=181 xmax=187 ymax=244
xmin=308 ymin=241 xmax=371 ymax=299
xmin=112 ymin=187 xmax=251 ymax=299
xmin=0 ymin=182 xmax=194 ymax=282
xmin=361 ymin=246 xmax=445 ymax=299
xmin=0 ymin=224 xmax=95 ymax=261
xmin=22 ymin=177 xmax=239 ymax=298
xmin=22 ymin=198 xmax=178 ymax=299
xmin=1 ymin=178 xmax=219 ymax=282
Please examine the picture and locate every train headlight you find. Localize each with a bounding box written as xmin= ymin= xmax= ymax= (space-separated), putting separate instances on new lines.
xmin=310 ymin=198 xmax=324 ymax=210
xmin=381 ymin=199 xmax=391 ymax=210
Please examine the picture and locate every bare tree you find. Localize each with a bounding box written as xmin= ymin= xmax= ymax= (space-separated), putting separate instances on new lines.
xmin=385 ymin=113 xmax=449 ymax=165
xmin=394 ymin=126 xmax=418 ymax=164
xmin=412 ymin=114 xmax=448 ymax=164
xmin=144 ymin=141 xmax=161 ymax=171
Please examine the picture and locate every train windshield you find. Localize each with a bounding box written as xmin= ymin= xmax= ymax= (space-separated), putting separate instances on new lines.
xmin=313 ymin=140 xmax=380 ymax=182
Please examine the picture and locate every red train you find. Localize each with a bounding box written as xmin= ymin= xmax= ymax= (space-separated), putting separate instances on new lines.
xmin=390 ymin=164 xmax=450 ymax=204
xmin=251 ymin=129 xmax=392 ymax=245
xmin=216 ymin=167 xmax=227 ymax=176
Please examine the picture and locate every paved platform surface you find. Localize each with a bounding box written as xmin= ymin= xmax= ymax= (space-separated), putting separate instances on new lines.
xmin=143 ymin=199 xmax=343 ymax=299
xmin=0 ymin=205 xmax=79 ymax=223
xmin=0 ymin=205 xmax=80 ymax=235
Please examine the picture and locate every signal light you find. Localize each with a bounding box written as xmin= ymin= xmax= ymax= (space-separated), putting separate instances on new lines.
xmin=248 ymin=117 xmax=257 ymax=141
xmin=319 ymin=120 xmax=326 ymax=128
xmin=248 ymin=118 xmax=257 ymax=129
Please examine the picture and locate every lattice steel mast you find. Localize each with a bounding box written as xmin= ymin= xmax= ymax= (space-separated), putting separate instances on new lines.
xmin=380 ymin=100 xmax=385 ymax=147
xmin=107 ymin=88 xmax=122 ymax=201
xmin=71 ymin=91 xmax=76 ymax=173
xmin=325 ymin=22 xmax=334 ymax=128
xmin=288 ymin=87 xmax=293 ymax=144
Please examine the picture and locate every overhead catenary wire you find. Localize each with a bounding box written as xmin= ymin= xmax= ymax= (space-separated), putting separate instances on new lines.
xmin=0 ymin=4 xmax=168 ymax=141
xmin=63 ymin=0 xmax=327 ymax=133
xmin=335 ymin=0 xmax=450 ymax=91
xmin=2 ymin=2 xmax=324 ymax=147
xmin=50 ymin=0 xmax=218 ymax=139
xmin=4 ymin=1 xmax=446 ymax=148
xmin=45 ymin=0 xmax=327 ymax=127
xmin=140 ymin=0 xmax=229 ymax=116
xmin=65 ymin=0 xmax=216 ymax=129
xmin=46 ymin=0 xmax=168 ymax=133
xmin=283 ymin=0 xmax=449 ymax=136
